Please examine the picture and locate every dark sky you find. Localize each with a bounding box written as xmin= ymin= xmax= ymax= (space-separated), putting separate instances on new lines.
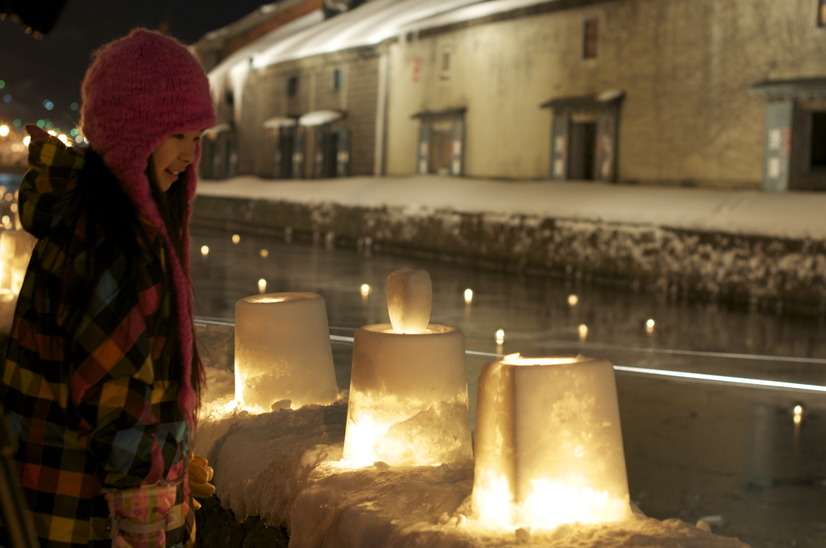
xmin=0 ymin=0 xmax=271 ymax=131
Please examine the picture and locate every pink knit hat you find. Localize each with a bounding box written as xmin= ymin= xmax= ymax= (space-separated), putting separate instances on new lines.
xmin=80 ymin=28 xmax=216 ymax=428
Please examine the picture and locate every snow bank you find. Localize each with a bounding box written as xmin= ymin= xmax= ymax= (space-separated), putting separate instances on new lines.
xmin=194 ymin=176 xmax=826 ymax=315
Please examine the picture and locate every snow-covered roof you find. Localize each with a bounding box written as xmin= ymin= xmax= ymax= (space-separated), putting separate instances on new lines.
xmin=399 ymin=0 xmax=559 ymax=34
xmin=208 ymin=0 xmax=484 ymax=90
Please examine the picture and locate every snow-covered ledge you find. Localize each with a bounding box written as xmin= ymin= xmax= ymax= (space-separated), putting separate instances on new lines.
xmin=193 ymin=324 xmax=749 ymax=548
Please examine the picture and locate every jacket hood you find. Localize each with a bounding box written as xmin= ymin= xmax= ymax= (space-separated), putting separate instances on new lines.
xmin=18 ymin=125 xmax=86 ymax=239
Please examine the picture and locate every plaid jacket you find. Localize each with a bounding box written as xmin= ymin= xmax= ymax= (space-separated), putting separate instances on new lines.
xmin=1 ymin=134 xmax=193 ymax=546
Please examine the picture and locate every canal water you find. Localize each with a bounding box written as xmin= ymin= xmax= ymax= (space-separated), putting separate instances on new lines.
xmin=190 ymin=225 xmax=826 ymax=548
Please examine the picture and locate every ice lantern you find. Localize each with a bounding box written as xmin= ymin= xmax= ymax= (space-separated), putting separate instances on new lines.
xmin=472 ymin=354 xmax=631 ymax=530
xmin=342 ymin=268 xmax=473 ymax=467
xmin=234 ymin=292 xmax=338 ymax=412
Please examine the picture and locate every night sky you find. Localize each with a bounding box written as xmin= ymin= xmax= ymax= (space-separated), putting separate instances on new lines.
xmin=0 ymin=0 xmax=272 ymax=131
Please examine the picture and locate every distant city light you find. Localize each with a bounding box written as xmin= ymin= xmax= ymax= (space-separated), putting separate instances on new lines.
xmin=70 ymin=102 xmax=79 ymax=111
xmin=43 ymin=100 xmax=54 ymax=111
xmin=3 ymin=94 xmax=11 ymax=104
xmin=0 ymin=80 xmax=5 ymax=89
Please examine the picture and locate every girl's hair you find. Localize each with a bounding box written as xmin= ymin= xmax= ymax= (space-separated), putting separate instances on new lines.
xmin=75 ymin=149 xmax=202 ymax=419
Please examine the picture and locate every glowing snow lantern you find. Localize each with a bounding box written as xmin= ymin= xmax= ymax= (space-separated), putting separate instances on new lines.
xmin=0 ymin=230 xmax=36 ymax=335
xmin=342 ymin=268 xmax=472 ymax=467
xmin=234 ymin=292 xmax=338 ymax=413
xmin=472 ymin=353 xmax=631 ymax=530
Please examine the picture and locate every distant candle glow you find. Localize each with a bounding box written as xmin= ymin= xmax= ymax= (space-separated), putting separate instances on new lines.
xmin=232 ymin=234 xmax=241 ymax=244
xmin=578 ymin=323 xmax=589 ymax=341
xmin=645 ymin=319 xmax=656 ymax=333
xmin=793 ymin=403 xmax=805 ymax=426
xmin=495 ymin=329 xmax=506 ymax=345
xmin=568 ymin=294 xmax=579 ymax=306
xmin=200 ymin=245 xmax=210 ymax=257
xmin=260 ymin=249 xmax=269 ymax=258
xmin=258 ymin=278 xmax=267 ymax=293
xmin=464 ymin=288 xmax=474 ymax=304
xmin=360 ymin=283 xmax=371 ymax=297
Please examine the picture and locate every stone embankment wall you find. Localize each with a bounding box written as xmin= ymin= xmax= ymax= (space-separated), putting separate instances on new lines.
xmin=192 ymin=196 xmax=826 ymax=317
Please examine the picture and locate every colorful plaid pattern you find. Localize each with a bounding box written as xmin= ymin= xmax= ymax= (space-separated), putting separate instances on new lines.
xmin=1 ymin=134 xmax=194 ymax=546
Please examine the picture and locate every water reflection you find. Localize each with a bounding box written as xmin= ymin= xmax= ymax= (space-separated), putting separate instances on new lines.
xmin=191 ymin=227 xmax=826 ymax=384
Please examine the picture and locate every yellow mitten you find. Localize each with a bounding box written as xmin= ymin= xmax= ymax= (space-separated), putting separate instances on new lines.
xmin=188 ymin=453 xmax=215 ymax=507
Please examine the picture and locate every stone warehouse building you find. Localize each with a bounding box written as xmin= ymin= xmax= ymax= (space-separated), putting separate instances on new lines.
xmin=197 ymin=0 xmax=826 ymax=191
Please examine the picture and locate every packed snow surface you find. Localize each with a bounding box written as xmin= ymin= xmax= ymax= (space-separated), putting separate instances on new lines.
xmin=198 ymin=175 xmax=826 ymax=240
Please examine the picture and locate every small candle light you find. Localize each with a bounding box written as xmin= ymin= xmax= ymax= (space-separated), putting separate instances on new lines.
xmin=495 ymin=329 xmax=506 ymax=345
xmin=645 ymin=318 xmax=656 ymax=334
xmin=578 ymin=323 xmax=589 ymax=341
xmin=793 ymin=403 xmax=805 ymax=426
xmin=260 ymin=249 xmax=269 ymax=258
xmin=472 ymin=354 xmax=631 ymax=530
xmin=232 ymin=234 xmax=241 ymax=244
xmin=200 ymin=245 xmax=210 ymax=257
xmin=568 ymin=294 xmax=579 ymax=307
xmin=464 ymin=288 xmax=474 ymax=305
xmin=257 ymin=278 xmax=267 ymax=293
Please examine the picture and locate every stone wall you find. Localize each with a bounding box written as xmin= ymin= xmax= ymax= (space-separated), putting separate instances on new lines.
xmin=191 ymin=195 xmax=826 ymax=317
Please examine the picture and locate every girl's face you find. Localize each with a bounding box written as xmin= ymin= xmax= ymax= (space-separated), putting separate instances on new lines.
xmin=151 ymin=130 xmax=205 ymax=192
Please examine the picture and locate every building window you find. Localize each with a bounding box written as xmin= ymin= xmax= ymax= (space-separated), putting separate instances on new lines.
xmin=332 ymin=68 xmax=343 ymax=91
xmin=812 ymin=112 xmax=826 ymax=168
xmin=820 ymin=0 xmax=826 ymax=27
xmin=440 ymin=44 xmax=452 ymax=80
xmin=583 ymin=18 xmax=598 ymax=59
xmin=286 ymin=75 xmax=298 ymax=97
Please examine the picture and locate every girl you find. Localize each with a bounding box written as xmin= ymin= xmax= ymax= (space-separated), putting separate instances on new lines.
xmin=1 ymin=28 xmax=215 ymax=546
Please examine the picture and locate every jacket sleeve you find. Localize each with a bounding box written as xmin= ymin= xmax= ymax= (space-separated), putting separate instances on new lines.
xmin=66 ymin=249 xmax=178 ymax=489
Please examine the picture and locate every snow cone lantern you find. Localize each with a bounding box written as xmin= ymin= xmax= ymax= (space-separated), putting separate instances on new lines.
xmin=234 ymin=292 xmax=338 ymax=413
xmin=342 ymin=268 xmax=472 ymax=467
xmin=472 ymin=354 xmax=631 ymax=530
xmin=0 ymin=230 xmax=36 ymax=336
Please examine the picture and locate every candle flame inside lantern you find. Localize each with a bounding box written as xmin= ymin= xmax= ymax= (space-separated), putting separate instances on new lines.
xmin=258 ymin=278 xmax=267 ymax=293
xmin=472 ymin=354 xmax=631 ymax=530
xmin=200 ymin=245 xmax=210 ymax=257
